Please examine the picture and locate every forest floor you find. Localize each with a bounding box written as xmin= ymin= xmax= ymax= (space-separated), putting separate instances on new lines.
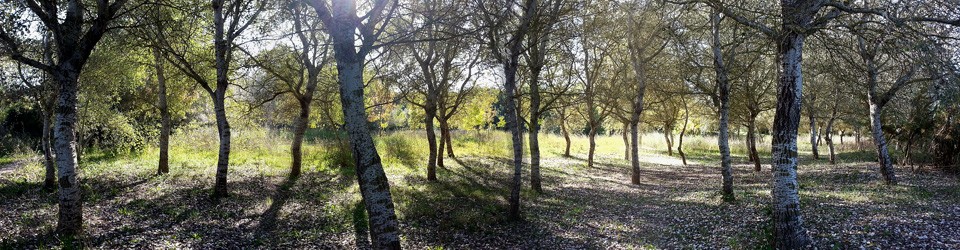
xmin=1 ymin=130 xmax=959 ymax=249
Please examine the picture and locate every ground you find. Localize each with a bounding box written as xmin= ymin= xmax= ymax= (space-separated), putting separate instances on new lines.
xmin=1 ymin=129 xmax=958 ymax=249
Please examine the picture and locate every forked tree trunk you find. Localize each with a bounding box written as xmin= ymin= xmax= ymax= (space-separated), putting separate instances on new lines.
xmin=504 ymin=57 xmax=525 ymax=220
xmin=153 ymin=47 xmax=171 ymax=175
xmin=770 ymin=30 xmax=811 ymax=248
xmin=53 ymin=67 xmax=83 ymax=236
xmin=663 ymin=129 xmax=674 ymax=156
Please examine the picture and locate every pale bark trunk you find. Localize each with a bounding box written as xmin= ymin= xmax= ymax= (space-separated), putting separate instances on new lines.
xmin=663 ymin=129 xmax=674 ymax=156
xmin=869 ymin=102 xmax=898 ymax=184
xmin=153 ymin=47 xmax=171 ymax=175
xmin=770 ymin=31 xmax=811 ymax=248
xmin=711 ymin=11 xmax=734 ymax=201
xmin=54 ymin=66 xmax=83 ymax=236
xmin=211 ymin=3 xmax=232 ymax=198
xmin=329 ymin=11 xmax=401 ymax=245
xmin=809 ymin=108 xmax=819 ymax=159
xmin=622 ymin=122 xmax=630 ymax=161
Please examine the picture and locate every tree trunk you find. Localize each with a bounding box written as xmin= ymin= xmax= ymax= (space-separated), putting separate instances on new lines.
xmin=528 ymin=67 xmax=543 ymax=192
xmin=748 ymin=117 xmax=761 ymax=171
xmin=678 ymin=102 xmax=689 ymax=166
xmin=437 ymin=120 xmax=446 ymax=169
xmin=42 ymin=109 xmax=56 ymax=190
xmin=153 ymin=46 xmax=171 ymax=175
xmin=561 ymin=112 xmax=571 ymax=157
xmin=212 ymin=96 xmax=231 ymax=198
xmin=711 ymin=11 xmax=734 ymax=202
xmin=622 ymin=122 xmax=630 ymax=161
xmin=290 ymin=101 xmax=310 ymax=177
xmin=770 ymin=31 xmax=811 ymax=248
xmin=809 ymin=108 xmax=819 ymax=160
xmin=425 ymin=110 xmax=438 ymax=181
xmin=868 ymin=101 xmax=898 ymax=184
xmin=504 ymin=56 xmax=525 ymax=221
xmin=588 ymin=125 xmax=597 ymax=168
xmin=663 ymin=129 xmax=674 ymax=156
xmin=826 ymin=117 xmax=837 ymax=165
xmin=442 ymin=121 xmax=455 ymax=158
xmin=856 ymin=129 xmax=862 ymax=151
xmin=53 ymin=67 xmax=83 ymax=236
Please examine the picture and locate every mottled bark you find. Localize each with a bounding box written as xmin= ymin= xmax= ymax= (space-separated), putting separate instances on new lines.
xmin=770 ymin=30 xmax=811 ymax=248
xmin=868 ymin=101 xmax=898 ymax=184
xmin=327 ymin=5 xmax=401 ymax=246
xmin=54 ymin=66 xmax=83 ymax=236
xmin=587 ymin=125 xmax=597 ymax=168
xmin=211 ymin=1 xmax=232 ymax=198
xmin=153 ymin=46 xmax=170 ymax=175
xmin=442 ymin=120 xmax=454 ymax=158
xmin=504 ymin=60 xmax=525 ymax=220
xmin=711 ymin=11 xmax=733 ymax=202
xmin=528 ymin=70 xmax=542 ymax=193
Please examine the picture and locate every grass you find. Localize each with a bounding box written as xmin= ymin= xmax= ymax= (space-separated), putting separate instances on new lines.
xmin=0 ymin=127 xmax=957 ymax=248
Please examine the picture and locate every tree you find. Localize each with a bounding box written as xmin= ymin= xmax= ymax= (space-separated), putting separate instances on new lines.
xmin=0 ymin=0 xmax=130 ymax=236
xmin=306 ymin=0 xmax=402 ymax=247
xmin=394 ymin=0 xmax=478 ymax=181
xmin=477 ymin=0 xmax=538 ymax=220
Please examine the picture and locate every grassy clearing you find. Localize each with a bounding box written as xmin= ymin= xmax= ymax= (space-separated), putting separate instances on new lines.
xmin=0 ymin=128 xmax=957 ymax=249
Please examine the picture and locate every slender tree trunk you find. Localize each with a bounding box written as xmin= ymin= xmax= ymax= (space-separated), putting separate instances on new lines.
xmin=711 ymin=11 xmax=734 ymax=202
xmin=528 ymin=67 xmax=543 ymax=192
xmin=588 ymin=125 xmax=597 ymax=168
xmin=153 ymin=47 xmax=171 ymax=175
xmin=42 ymin=109 xmax=56 ymax=190
xmin=826 ymin=117 xmax=837 ymax=165
xmin=53 ymin=67 xmax=83 ymax=236
xmin=437 ymin=121 xmax=446 ymax=169
xmin=868 ymin=101 xmax=898 ymax=184
xmin=678 ymin=103 xmax=689 ymax=166
xmin=425 ymin=110 xmax=438 ymax=181
xmin=622 ymin=122 xmax=630 ymax=161
xmin=212 ymin=96 xmax=231 ymax=198
xmin=770 ymin=31 xmax=811 ymax=248
xmin=809 ymin=107 xmax=819 ymax=159
xmin=442 ymin=121 xmax=455 ymax=158
xmin=561 ymin=111 xmax=571 ymax=157
xmin=748 ymin=117 xmax=761 ymax=171
xmin=504 ymin=57 xmax=525 ymax=220
xmin=856 ymin=128 xmax=862 ymax=151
